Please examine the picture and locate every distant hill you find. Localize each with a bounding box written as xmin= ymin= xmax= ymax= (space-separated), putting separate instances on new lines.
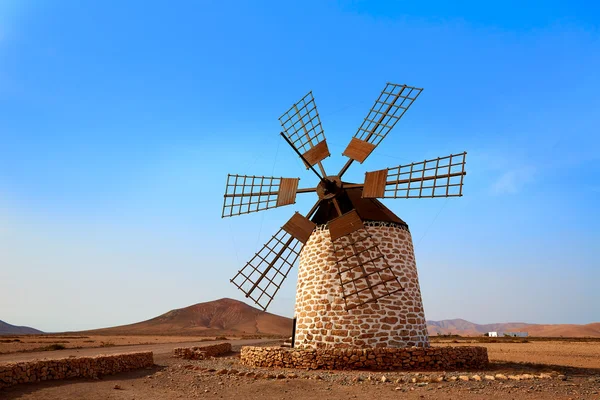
xmin=75 ymin=298 xmax=599 ymax=338
xmin=427 ymin=319 xmax=600 ymax=337
xmin=427 ymin=319 xmax=529 ymax=336
xmin=0 ymin=320 xmax=43 ymax=335
xmin=87 ymin=298 xmax=292 ymax=336
xmin=522 ymin=322 xmax=600 ymax=337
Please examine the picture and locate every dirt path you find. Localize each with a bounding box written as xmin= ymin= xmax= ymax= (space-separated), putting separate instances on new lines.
xmin=0 ymin=338 xmax=278 ymax=363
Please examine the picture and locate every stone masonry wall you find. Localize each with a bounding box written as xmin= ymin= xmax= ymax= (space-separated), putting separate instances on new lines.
xmin=295 ymin=223 xmax=429 ymax=349
xmin=0 ymin=351 xmax=154 ymax=389
xmin=240 ymin=346 xmax=489 ymax=371
xmin=173 ymin=343 xmax=232 ymax=360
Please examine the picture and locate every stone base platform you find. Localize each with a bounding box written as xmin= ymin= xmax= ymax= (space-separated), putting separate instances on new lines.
xmin=240 ymin=346 xmax=488 ymax=371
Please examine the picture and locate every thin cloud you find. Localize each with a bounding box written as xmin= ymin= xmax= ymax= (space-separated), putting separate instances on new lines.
xmin=491 ymin=166 xmax=536 ymax=195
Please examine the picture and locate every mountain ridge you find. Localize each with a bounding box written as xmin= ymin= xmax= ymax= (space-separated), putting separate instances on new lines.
xmin=85 ymin=298 xmax=292 ymax=336
xmin=426 ymin=318 xmax=600 ymax=337
xmin=426 ymin=318 xmax=530 ymax=336
xmin=0 ymin=320 xmax=43 ymax=335
xmin=87 ymin=299 xmax=599 ymax=338
xmin=7 ymin=299 xmax=598 ymax=338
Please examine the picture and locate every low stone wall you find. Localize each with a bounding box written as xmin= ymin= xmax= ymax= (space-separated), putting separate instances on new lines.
xmin=0 ymin=351 xmax=154 ymax=389
xmin=173 ymin=343 xmax=232 ymax=360
xmin=240 ymin=346 xmax=488 ymax=371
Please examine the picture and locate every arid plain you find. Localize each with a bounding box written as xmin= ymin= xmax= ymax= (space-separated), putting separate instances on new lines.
xmin=1 ymin=336 xmax=599 ymax=399
xmin=1 ymin=299 xmax=599 ymax=399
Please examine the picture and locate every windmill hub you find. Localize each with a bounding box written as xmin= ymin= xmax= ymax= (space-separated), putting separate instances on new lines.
xmin=316 ymin=176 xmax=342 ymax=200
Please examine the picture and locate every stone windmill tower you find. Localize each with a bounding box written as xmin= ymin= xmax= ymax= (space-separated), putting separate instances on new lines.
xmin=223 ymin=83 xmax=466 ymax=349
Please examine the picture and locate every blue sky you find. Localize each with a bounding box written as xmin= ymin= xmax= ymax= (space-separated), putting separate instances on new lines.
xmin=1 ymin=1 xmax=598 ymax=332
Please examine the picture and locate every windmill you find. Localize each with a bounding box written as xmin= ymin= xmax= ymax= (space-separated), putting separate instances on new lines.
xmin=223 ymin=83 xmax=466 ymax=348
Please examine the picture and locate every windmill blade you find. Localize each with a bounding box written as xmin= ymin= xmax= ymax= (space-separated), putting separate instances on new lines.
xmin=328 ymin=210 xmax=404 ymax=311
xmin=222 ymin=174 xmax=305 ymax=218
xmin=362 ymin=152 xmax=467 ymax=199
xmin=342 ymin=83 xmax=423 ymax=165
xmin=230 ymin=213 xmax=316 ymax=311
xmin=279 ymin=91 xmax=330 ymax=174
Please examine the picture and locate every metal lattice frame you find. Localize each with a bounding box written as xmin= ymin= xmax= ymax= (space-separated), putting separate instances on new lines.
xmin=332 ymin=229 xmax=404 ymax=310
xmin=222 ymin=175 xmax=283 ymax=217
xmin=384 ymin=152 xmax=466 ymax=198
xmin=230 ymin=228 xmax=303 ymax=311
xmin=279 ymin=91 xmax=325 ymax=154
xmin=354 ymin=83 xmax=422 ymax=147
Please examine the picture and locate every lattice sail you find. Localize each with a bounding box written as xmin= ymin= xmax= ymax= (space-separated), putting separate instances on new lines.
xmin=343 ymin=83 xmax=422 ymax=163
xmin=328 ymin=211 xmax=403 ymax=310
xmin=363 ymin=152 xmax=467 ymax=199
xmin=279 ymin=91 xmax=330 ymax=168
xmin=230 ymin=228 xmax=303 ymax=311
xmin=222 ymin=175 xmax=299 ymax=217
xmin=230 ymin=213 xmax=316 ymax=311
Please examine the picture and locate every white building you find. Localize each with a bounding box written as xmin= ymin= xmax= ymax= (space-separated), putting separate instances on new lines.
xmin=487 ymin=332 xmax=498 ymax=337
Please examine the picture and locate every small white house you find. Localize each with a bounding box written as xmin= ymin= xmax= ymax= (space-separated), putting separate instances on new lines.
xmin=487 ymin=332 xmax=498 ymax=337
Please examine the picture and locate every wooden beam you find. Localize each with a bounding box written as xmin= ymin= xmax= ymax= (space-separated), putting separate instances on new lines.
xmin=224 ymin=186 xmax=316 ymax=198
xmin=386 ymin=171 xmax=466 ymax=187
xmin=341 ymin=171 xmax=467 ymax=192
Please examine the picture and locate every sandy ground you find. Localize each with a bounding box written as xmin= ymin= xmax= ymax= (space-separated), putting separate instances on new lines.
xmin=0 ymin=338 xmax=279 ymax=363
xmin=433 ymin=341 xmax=600 ymax=369
xmin=1 ymin=340 xmax=600 ymax=399
xmin=0 ymin=335 xmax=245 ymax=354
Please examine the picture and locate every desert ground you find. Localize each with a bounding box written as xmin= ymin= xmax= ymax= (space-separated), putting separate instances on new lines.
xmin=1 ymin=336 xmax=600 ymax=399
xmin=438 ymin=338 xmax=600 ymax=369
xmin=0 ymin=334 xmax=243 ymax=355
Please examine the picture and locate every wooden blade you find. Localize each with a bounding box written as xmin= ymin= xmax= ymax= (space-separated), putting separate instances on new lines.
xmin=282 ymin=212 xmax=316 ymax=244
xmin=276 ymin=178 xmax=300 ymax=207
xmin=362 ymin=152 xmax=467 ymax=199
xmin=230 ymin=225 xmax=303 ymax=311
xmin=328 ymin=210 xmax=364 ymax=241
xmin=222 ymin=175 xmax=299 ymax=217
xmin=362 ymin=169 xmax=388 ymax=198
xmin=279 ymin=91 xmax=330 ymax=171
xmin=329 ymin=212 xmax=404 ymax=311
xmin=342 ymin=83 xmax=422 ymax=164
xmin=342 ymin=138 xmax=376 ymax=164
